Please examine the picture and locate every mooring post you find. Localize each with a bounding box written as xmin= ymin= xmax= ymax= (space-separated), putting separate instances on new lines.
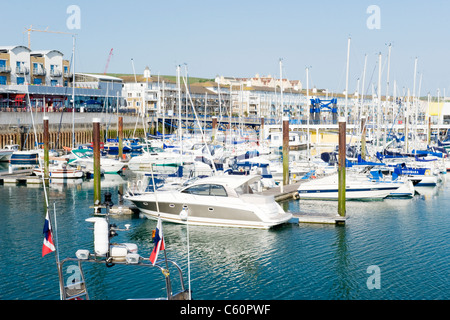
xmin=43 ymin=116 xmax=49 ymax=185
xmin=338 ymin=117 xmax=346 ymax=218
xmin=361 ymin=116 xmax=366 ymax=160
xmin=260 ymin=116 xmax=265 ymax=145
xmin=93 ymin=118 xmax=101 ymax=213
xmin=282 ymin=116 xmax=289 ymax=189
xmin=118 ymin=116 xmax=123 ymax=159
xmin=212 ymin=116 xmax=217 ymax=143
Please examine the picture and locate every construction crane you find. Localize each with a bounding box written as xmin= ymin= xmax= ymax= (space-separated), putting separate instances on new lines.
xmin=24 ymin=25 xmax=76 ymax=49
xmin=103 ymin=48 xmax=113 ymax=74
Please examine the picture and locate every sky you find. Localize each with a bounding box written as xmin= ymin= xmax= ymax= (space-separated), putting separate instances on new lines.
xmin=2 ymin=0 xmax=450 ymax=97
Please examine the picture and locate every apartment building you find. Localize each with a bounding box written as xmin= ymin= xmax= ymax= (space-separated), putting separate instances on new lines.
xmin=0 ymin=46 xmax=70 ymax=86
xmin=0 ymin=45 xmax=31 ymax=85
xmin=215 ymin=74 xmax=302 ymax=91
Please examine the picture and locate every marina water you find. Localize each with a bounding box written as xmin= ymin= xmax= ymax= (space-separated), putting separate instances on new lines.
xmin=0 ymin=165 xmax=449 ymax=300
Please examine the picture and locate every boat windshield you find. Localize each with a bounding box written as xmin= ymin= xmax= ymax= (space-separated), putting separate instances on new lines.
xmin=75 ymin=150 xmax=93 ymax=158
xmin=234 ymin=182 xmax=254 ymax=195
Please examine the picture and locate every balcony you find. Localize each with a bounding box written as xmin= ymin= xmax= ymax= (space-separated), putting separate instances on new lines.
xmin=16 ymin=67 xmax=29 ymax=75
xmin=50 ymin=70 xmax=62 ymax=77
xmin=0 ymin=66 xmax=11 ymax=73
xmin=33 ymin=68 xmax=46 ymax=76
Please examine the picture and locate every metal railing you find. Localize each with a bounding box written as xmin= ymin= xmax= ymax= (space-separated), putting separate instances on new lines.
xmin=32 ymin=68 xmax=46 ymax=76
xmin=50 ymin=70 xmax=62 ymax=77
xmin=0 ymin=66 xmax=11 ymax=73
xmin=16 ymin=67 xmax=29 ymax=74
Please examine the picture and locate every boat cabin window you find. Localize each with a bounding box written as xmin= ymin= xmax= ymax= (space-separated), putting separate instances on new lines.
xmin=181 ymin=184 xmax=227 ymax=197
xmin=210 ymin=184 xmax=227 ymax=197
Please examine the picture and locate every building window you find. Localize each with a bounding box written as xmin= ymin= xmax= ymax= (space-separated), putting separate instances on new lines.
xmin=33 ymin=78 xmax=42 ymax=85
xmin=0 ymin=60 xmax=6 ymax=68
xmin=0 ymin=76 xmax=6 ymax=85
xmin=17 ymin=77 xmax=25 ymax=85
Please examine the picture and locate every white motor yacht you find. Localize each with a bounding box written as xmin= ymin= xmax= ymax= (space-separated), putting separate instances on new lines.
xmin=125 ymin=175 xmax=292 ymax=229
xmin=297 ymin=172 xmax=410 ymax=200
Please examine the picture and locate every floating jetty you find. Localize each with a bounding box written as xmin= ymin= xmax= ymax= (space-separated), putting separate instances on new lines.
xmin=293 ymin=214 xmax=346 ymax=225
xmin=260 ymin=182 xmax=346 ymax=225
xmin=0 ymin=169 xmax=41 ymax=184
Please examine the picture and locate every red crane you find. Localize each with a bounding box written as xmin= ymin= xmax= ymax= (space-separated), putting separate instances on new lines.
xmin=103 ymin=48 xmax=113 ymax=74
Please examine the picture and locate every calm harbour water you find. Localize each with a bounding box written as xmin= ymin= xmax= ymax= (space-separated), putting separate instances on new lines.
xmin=0 ymin=168 xmax=449 ymax=300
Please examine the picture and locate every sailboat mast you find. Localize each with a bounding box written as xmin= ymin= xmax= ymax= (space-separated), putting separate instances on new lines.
xmin=377 ymin=52 xmax=382 ymax=150
xmin=177 ymin=65 xmax=182 ymax=150
xmin=72 ymin=35 xmax=75 ymax=149
xmin=306 ymin=66 xmax=310 ymax=162
xmin=384 ymin=44 xmax=392 ymax=148
xmin=412 ymin=57 xmax=418 ymax=153
xmin=344 ymin=37 xmax=350 ymax=120
xmin=279 ymin=58 xmax=284 ymax=121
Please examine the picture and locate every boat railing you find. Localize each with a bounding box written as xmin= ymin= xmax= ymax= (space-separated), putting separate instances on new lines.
xmin=56 ymin=192 xmax=191 ymax=300
xmin=57 ymin=255 xmax=190 ymax=300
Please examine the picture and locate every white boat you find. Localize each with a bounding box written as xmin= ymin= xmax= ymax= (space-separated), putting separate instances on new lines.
xmin=127 ymin=147 xmax=189 ymax=171
xmin=0 ymin=144 xmax=19 ymax=162
xmin=10 ymin=150 xmax=39 ymax=167
xmin=69 ymin=148 xmax=124 ymax=174
xmin=125 ymin=175 xmax=292 ymax=229
xmin=266 ymin=131 xmax=307 ymax=150
xmin=33 ymin=162 xmax=84 ymax=179
xmin=297 ymin=172 xmax=408 ymax=200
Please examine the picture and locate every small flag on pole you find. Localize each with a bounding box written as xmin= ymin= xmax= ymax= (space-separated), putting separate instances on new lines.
xmin=149 ymin=216 xmax=165 ymax=265
xmin=42 ymin=211 xmax=56 ymax=257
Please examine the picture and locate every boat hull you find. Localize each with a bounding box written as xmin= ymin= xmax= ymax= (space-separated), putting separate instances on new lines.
xmin=33 ymin=168 xmax=84 ymax=179
xmin=127 ymin=193 xmax=292 ymax=229
xmin=297 ymin=186 xmax=398 ymax=200
xmin=0 ymin=150 xmax=14 ymax=162
xmin=10 ymin=151 xmax=39 ymax=166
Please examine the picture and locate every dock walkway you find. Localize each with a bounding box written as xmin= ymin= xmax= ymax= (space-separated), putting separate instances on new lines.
xmin=0 ymin=169 xmax=41 ymax=184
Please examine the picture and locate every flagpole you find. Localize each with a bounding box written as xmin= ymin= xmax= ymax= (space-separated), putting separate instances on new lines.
xmin=53 ymin=202 xmax=63 ymax=300
xmin=186 ymin=215 xmax=191 ymax=300
xmin=159 ymin=215 xmax=170 ymax=272
xmin=53 ymin=202 xmax=61 ymax=265
xmin=180 ymin=208 xmax=191 ymax=300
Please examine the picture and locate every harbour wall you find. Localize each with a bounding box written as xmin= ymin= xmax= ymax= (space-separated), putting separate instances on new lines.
xmin=0 ymin=111 xmax=148 ymax=150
